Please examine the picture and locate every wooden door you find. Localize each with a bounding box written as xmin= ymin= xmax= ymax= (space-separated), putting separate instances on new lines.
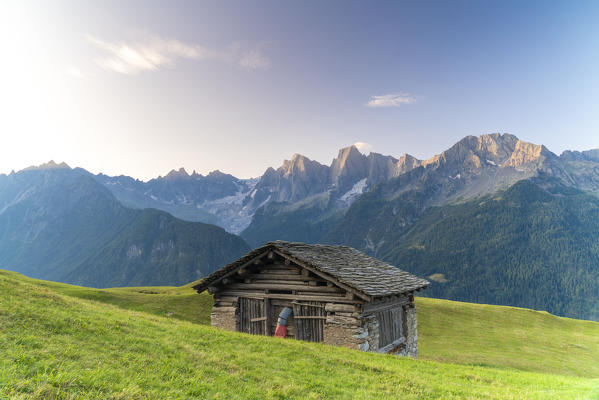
xmin=376 ymin=307 xmax=404 ymax=347
xmin=292 ymin=302 xmax=325 ymax=342
xmin=239 ymin=297 xmax=267 ymax=335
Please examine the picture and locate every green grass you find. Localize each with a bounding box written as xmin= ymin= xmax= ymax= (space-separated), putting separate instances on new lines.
xmin=37 ymin=272 xmax=599 ymax=379
xmin=32 ymin=278 xmax=212 ymax=325
xmin=417 ymin=297 xmax=599 ymax=378
xmin=1 ymin=270 xmax=598 ymax=399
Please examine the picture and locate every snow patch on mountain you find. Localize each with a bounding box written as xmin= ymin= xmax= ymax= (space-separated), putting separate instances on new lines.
xmin=340 ymin=178 xmax=368 ymax=203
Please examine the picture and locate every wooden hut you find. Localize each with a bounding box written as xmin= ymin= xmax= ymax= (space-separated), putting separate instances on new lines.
xmin=193 ymin=241 xmax=428 ymax=356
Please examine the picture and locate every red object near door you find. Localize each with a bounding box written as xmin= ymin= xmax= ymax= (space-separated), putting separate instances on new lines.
xmin=274 ymin=324 xmax=287 ymax=338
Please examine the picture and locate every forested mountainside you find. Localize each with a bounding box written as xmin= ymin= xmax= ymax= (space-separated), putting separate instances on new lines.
xmin=0 ymin=164 xmax=249 ymax=287
xmin=339 ymin=176 xmax=599 ymax=321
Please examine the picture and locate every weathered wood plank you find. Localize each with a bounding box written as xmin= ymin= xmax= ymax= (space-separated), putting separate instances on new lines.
xmin=247 ymin=273 xmax=319 ymax=281
xmin=292 ymin=302 xmax=324 ymax=308
xmin=296 ymin=291 xmax=346 ymax=297
xmin=378 ymin=337 xmax=406 ymax=354
xmin=325 ymin=303 xmax=357 ymax=313
xmin=213 ymin=296 xmax=238 ymax=303
xmin=212 ymin=306 xmax=236 ymax=312
xmin=228 ymin=283 xmax=344 ymax=293
xmin=217 ymin=291 xmax=363 ymax=304
xmin=363 ymin=296 xmax=409 ymax=314
xmin=260 ymin=264 xmax=301 ymax=272
xmin=247 ymin=279 xmax=322 ymax=286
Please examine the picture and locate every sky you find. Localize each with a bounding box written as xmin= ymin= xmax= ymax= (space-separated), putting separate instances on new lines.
xmin=0 ymin=0 xmax=598 ymax=180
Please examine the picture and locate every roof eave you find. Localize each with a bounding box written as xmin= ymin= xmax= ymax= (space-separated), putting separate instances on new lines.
xmin=192 ymin=244 xmax=275 ymax=293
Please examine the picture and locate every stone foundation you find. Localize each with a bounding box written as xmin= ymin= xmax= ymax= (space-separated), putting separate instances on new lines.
xmin=323 ymin=324 xmax=361 ymax=349
xmin=211 ymin=309 xmax=237 ymax=332
xmin=356 ymin=314 xmax=379 ymax=352
xmin=404 ymin=306 xmax=418 ymax=357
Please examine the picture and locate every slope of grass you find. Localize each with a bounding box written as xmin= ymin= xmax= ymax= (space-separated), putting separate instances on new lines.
xmin=33 ymin=277 xmax=212 ymax=325
xmin=1 ymin=270 xmax=597 ymax=399
xmin=15 ymin=271 xmax=599 ymax=379
xmin=417 ymin=297 xmax=599 ymax=378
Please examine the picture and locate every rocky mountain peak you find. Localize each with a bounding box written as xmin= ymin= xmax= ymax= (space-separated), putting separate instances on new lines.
xmin=165 ymin=168 xmax=190 ymax=179
xmin=280 ymin=154 xmax=322 ymax=176
xmin=397 ymin=154 xmax=423 ymax=174
xmin=331 ymin=145 xmax=365 ymax=169
xmin=330 ymin=145 xmax=368 ymax=189
xmin=207 ymin=170 xmax=231 ymax=179
xmin=561 ymin=149 xmax=599 ymax=163
xmin=24 ymin=160 xmax=71 ymax=171
xmin=417 ymin=133 xmax=549 ymax=173
xmin=503 ymin=140 xmax=547 ymax=168
xmin=365 ymin=152 xmax=400 ymax=184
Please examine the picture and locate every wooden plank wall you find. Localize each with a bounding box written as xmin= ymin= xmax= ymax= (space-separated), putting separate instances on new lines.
xmin=293 ymin=302 xmax=325 ymax=342
xmin=211 ymin=254 xmax=362 ymax=340
xmin=238 ymin=297 xmax=266 ymax=335
xmin=212 ymin=259 xmax=358 ymax=304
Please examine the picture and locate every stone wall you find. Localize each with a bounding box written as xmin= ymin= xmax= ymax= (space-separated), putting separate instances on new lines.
xmin=211 ymin=308 xmax=237 ymax=331
xmin=404 ymin=306 xmax=418 ymax=358
xmin=322 ymin=311 xmax=380 ymax=352
xmin=356 ymin=314 xmax=379 ymax=352
xmin=323 ymin=324 xmax=361 ymax=349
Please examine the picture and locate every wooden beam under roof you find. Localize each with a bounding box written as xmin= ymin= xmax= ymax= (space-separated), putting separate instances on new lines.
xmin=271 ymin=249 xmax=373 ymax=302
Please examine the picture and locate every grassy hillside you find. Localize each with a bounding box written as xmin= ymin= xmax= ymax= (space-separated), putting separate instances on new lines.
xmin=417 ymin=297 xmax=599 ymax=378
xmin=33 ymin=277 xmax=212 ymax=325
xmin=1 ymin=270 xmax=597 ymax=399
xmin=39 ymin=272 xmax=599 ymax=379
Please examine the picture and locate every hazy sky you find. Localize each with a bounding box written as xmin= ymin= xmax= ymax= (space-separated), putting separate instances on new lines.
xmin=1 ymin=1 xmax=598 ymax=180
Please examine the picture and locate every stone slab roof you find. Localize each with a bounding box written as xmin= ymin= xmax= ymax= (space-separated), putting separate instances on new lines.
xmin=193 ymin=241 xmax=428 ymax=299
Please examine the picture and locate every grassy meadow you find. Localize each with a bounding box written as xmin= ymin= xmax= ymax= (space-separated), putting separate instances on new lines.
xmin=1 ymin=269 xmax=598 ymax=399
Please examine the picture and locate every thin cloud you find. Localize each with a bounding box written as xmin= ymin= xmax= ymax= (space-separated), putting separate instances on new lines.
xmin=366 ymin=93 xmax=418 ymax=108
xmin=239 ymin=49 xmax=271 ymax=70
xmin=353 ymin=142 xmax=373 ymax=154
xmin=87 ymin=33 xmax=271 ymax=75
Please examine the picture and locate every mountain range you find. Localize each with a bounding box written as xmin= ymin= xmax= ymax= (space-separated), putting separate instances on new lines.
xmin=95 ymin=134 xmax=599 ymax=239
xmin=0 ymin=164 xmax=249 ymax=287
xmin=2 ymin=133 xmax=599 ymax=320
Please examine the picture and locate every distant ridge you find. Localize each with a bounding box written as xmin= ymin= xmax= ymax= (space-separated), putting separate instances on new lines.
xmin=22 ymin=160 xmax=71 ymax=171
xmin=0 ymin=166 xmax=250 ymax=287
